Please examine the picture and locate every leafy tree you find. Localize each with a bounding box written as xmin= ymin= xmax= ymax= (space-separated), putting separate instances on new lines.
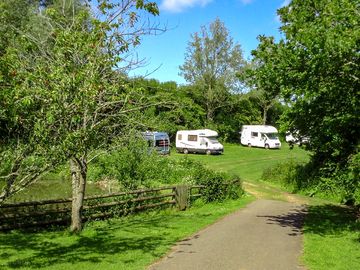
xmin=251 ymin=0 xmax=359 ymax=201
xmin=179 ymin=18 xmax=246 ymax=123
xmin=129 ymin=77 xmax=205 ymax=138
xmin=243 ymin=36 xmax=282 ymax=125
xmin=0 ymin=0 xmax=164 ymax=232
xmin=277 ymin=0 xmax=359 ymax=166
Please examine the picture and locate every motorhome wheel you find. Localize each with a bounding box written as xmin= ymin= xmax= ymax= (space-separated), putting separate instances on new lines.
xmin=248 ymin=143 xmax=251 ymax=147
xmin=206 ymin=149 xmax=211 ymax=155
xmin=265 ymin=144 xmax=270 ymax=149
xmin=183 ymin=148 xmax=189 ymax=154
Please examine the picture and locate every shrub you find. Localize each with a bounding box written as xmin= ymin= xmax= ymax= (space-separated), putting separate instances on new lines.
xmin=88 ymin=139 xmax=244 ymax=202
xmin=262 ymin=155 xmax=360 ymax=205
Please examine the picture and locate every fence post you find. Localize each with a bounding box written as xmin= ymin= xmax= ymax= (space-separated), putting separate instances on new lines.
xmin=175 ymin=185 xmax=189 ymax=211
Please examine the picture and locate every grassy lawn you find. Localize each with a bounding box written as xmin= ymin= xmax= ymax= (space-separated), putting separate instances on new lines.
xmin=0 ymin=196 xmax=255 ymax=270
xmin=302 ymin=204 xmax=360 ymax=270
xmin=171 ymin=143 xmax=309 ymax=182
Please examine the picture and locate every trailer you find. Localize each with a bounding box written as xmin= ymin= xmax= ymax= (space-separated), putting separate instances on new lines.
xmin=142 ymin=131 xmax=170 ymax=155
xmin=175 ymin=129 xmax=224 ymax=155
xmin=240 ymin=125 xmax=281 ymax=149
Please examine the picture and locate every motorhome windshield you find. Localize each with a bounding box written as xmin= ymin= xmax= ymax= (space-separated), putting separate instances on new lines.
xmin=265 ymin=133 xmax=279 ymax=140
xmin=207 ymin=137 xmax=220 ymax=144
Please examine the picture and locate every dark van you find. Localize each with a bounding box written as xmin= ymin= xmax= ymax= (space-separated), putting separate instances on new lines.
xmin=142 ymin=131 xmax=170 ymax=155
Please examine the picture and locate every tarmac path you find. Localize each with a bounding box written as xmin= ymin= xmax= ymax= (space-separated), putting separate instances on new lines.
xmin=148 ymin=199 xmax=307 ymax=270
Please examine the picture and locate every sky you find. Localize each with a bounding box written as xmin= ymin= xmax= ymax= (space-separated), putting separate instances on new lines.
xmin=128 ymin=0 xmax=289 ymax=84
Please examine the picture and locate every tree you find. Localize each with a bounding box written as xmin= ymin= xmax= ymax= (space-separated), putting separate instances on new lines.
xmin=0 ymin=0 xmax=165 ymax=232
xmin=251 ymin=0 xmax=359 ymax=201
xmin=242 ymin=36 xmax=282 ymax=125
xmin=129 ymin=78 xmax=205 ymax=137
xmin=179 ymin=18 xmax=246 ymax=123
xmin=276 ymin=0 xmax=359 ymax=166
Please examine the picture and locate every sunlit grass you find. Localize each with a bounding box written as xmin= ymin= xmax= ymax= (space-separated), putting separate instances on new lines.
xmin=302 ymin=205 xmax=360 ymax=270
xmin=171 ymin=143 xmax=309 ymax=182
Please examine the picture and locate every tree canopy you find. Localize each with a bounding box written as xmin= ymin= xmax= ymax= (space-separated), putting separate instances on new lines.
xmin=250 ymin=0 xmax=359 ymax=202
xmin=180 ymin=18 xmax=246 ymax=122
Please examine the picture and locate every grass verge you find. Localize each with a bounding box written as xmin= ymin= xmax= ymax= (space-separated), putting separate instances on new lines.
xmin=302 ymin=204 xmax=360 ymax=270
xmin=0 ymin=196 xmax=255 ymax=270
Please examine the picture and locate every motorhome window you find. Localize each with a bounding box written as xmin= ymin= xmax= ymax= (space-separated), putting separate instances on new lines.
xmin=178 ymin=134 xmax=182 ymax=140
xmin=207 ymin=137 xmax=219 ymax=144
xmin=251 ymin=132 xmax=258 ymax=137
xmin=266 ymin=133 xmax=279 ymax=139
xmin=155 ymin=140 xmax=169 ymax=147
xmin=188 ymin=135 xmax=197 ymax=141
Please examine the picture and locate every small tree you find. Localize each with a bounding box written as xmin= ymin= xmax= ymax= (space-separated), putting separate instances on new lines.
xmin=0 ymin=0 xmax=165 ymax=232
xmin=242 ymin=36 xmax=282 ymax=125
xmin=179 ymin=18 xmax=246 ymax=123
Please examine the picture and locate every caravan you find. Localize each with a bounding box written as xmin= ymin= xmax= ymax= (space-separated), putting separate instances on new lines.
xmin=240 ymin=125 xmax=281 ymax=149
xmin=176 ymin=129 xmax=224 ymax=155
xmin=142 ymin=131 xmax=170 ymax=155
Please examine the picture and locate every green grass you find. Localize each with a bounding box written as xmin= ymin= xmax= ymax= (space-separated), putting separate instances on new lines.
xmin=0 ymin=196 xmax=255 ymax=270
xmin=172 ymin=143 xmax=309 ymax=182
xmin=302 ymin=204 xmax=360 ymax=270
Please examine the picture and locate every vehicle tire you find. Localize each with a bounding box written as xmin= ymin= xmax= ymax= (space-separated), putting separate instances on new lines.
xmin=183 ymin=148 xmax=189 ymax=154
xmin=265 ymin=144 xmax=270 ymax=149
xmin=206 ymin=149 xmax=211 ymax=155
xmin=248 ymin=143 xmax=251 ymax=148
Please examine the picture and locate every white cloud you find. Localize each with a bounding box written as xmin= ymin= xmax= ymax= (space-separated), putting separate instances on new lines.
xmin=160 ymin=0 xmax=213 ymax=13
xmin=275 ymin=0 xmax=291 ymax=22
xmin=280 ymin=0 xmax=291 ymax=7
xmin=240 ymin=0 xmax=254 ymax=5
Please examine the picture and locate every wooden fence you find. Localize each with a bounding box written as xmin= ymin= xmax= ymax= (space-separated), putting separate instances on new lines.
xmin=0 ymin=185 xmax=205 ymax=231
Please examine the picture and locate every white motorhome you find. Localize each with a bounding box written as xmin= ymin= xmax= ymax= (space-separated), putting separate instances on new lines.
xmin=240 ymin=125 xmax=281 ymax=149
xmin=285 ymin=131 xmax=309 ymax=146
xmin=176 ymin=129 xmax=224 ymax=155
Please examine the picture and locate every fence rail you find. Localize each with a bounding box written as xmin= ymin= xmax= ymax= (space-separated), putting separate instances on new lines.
xmin=0 ymin=184 xmax=204 ymax=231
xmin=0 ymin=181 xmax=240 ymax=231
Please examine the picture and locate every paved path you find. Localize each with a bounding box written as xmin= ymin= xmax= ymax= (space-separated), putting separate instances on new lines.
xmin=148 ymin=199 xmax=307 ymax=270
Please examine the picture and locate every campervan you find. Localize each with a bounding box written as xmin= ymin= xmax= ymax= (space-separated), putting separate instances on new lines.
xmin=240 ymin=125 xmax=281 ymax=149
xmin=142 ymin=131 xmax=170 ymax=155
xmin=285 ymin=131 xmax=309 ymax=146
xmin=176 ymin=129 xmax=224 ymax=155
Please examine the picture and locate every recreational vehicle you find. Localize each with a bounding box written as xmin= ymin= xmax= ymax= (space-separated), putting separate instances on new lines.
xmin=176 ymin=129 xmax=224 ymax=155
xmin=142 ymin=131 xmax=170 ymax=155
xmin=285 ymin=131 xmax=309 ymax=147
xmin=240 ymin=125 xmax=281 ymax=149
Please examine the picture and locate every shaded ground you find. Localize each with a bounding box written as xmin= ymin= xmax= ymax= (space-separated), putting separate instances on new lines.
xmin=148 ymin=199 xmax=307 ymax=270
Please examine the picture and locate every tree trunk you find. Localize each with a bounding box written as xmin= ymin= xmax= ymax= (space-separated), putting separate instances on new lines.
xmin=262 ymin=107 xmax=267 ymax=125
xmin=70 ymin=157 xmax=87 ymax=233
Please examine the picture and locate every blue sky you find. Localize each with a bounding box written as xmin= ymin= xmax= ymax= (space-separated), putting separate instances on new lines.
xmin=129 ymin=0 xmax=289 ymax=84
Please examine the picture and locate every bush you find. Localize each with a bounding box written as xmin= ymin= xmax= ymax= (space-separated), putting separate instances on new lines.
xmin=262 ymin=155 xmax=360 ymax=205
xmin=88 ymin=138 xmax=244 ymax=202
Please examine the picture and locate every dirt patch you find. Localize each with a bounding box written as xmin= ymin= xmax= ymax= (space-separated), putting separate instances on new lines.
xmin=243 ymin=181 xmax=309 ymax=205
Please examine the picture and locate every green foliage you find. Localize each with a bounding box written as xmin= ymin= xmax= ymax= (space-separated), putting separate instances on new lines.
xmin=262 ymin=154 xmax=360 ymax=205
xmin=129 ymin=78 xmax=205 ymax=137
xmin=0 ymin=0 xmax=163 ymax=202
xmin=88 ymin=139 xmax=244 ymax=202
xmin=196 ymin=173 xmax=244 ymax=203
xmin=251 ymin=0 xmax=360 ymax=202
xmin=180 ymin=18 xmax=246 ymax=122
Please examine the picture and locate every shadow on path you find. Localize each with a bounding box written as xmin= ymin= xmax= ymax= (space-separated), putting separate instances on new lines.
xmin=257 ymin=206 xmax=307 ymax=236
